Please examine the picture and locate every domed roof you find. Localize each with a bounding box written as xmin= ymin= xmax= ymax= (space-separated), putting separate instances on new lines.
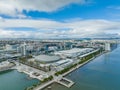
xmin=34 ymin=55 xmax=60 ymax=63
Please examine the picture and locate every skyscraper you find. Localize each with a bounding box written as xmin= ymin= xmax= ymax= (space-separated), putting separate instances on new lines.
xmin=105 ymin=43 xmax=111 ymax=51
xmin=20 ymin=42 xmax=27 ymax=56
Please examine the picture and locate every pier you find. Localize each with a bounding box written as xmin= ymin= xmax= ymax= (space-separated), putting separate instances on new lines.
xmin=34 ymin=77 xmax=74 ymax=90
xmin=56 ymin=78 xmax=74 ymax=88
xmin=34 ymin=80 xmax=54 ymax=90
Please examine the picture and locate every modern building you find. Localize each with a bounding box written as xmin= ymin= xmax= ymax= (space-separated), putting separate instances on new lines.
xmin=5 ymin=44 xmax=13 ymax=51
xmin=105 ymin=43 xmax=111 ymax=51
xmin=48 ymin=46 xmax=58 ymax=51
xmin=34 ymin=55 xmax=61 ymax=63
xmin=20 ymin=42 xmax=27 ymax=56
xmin=51 ymin=59 xmax=74 ymax=71
xmin=53 ymin=59 xmax=73 ymax=67
xmin=54 ymin=48 xmax=94 ymax=58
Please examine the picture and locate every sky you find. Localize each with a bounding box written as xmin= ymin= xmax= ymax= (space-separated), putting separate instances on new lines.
xmin=0 ymin=0 xmax=120 ymax=39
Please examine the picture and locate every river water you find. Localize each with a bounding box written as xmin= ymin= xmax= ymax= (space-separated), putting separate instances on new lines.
xmin=44 ymin=46 xmax=120 ymax=90
xmin=0 ymin=70 xmax=39 ymax=90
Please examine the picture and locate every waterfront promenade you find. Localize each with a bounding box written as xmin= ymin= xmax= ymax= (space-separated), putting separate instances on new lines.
xmin=34 ymin=80 xmax=54 ymax=90
xmin=33 ymin=51 xmax=104 ymax=90
xmin=56 ymin=78 xmax=74 ymax=88
xmin=33 ymin=76 xmax=74 ymax=90
xmin=13 ymin=62 xmax=47 ymax=81
xmin=49 ymin=46 xmax=120 ymax=90
xmin=0 ymin=49 xmax=103 ymax=90
xmin=0 ymin=61 xmax=15 ymax=72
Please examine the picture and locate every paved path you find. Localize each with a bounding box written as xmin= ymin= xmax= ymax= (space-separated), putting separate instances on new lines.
xmin=34 ymin=80 xmax=54 ymax=90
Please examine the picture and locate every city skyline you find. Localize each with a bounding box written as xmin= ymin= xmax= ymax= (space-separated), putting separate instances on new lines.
xmin=0 ymin=0 xmax=120 ymax=38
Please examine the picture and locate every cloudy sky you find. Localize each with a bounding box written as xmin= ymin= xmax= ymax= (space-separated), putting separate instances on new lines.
xmin=0 ymin=0 xmax=120 ymax=39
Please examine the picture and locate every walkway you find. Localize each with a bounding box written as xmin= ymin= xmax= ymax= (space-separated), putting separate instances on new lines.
xmin=34 ymin=80 xmax=54 ymax=90
xmin=56 ymin=78 xmax=74 ymax=88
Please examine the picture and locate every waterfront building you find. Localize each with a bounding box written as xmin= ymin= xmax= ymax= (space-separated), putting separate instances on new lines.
xmin=48 ymin=46 xmax=58 ymax=51
xmin=5 ymin=44 xmax=13 ymax=51
xmin=30 ymin=54 xmax=74 ymax=72
xmin=53 ymin=59 xmax=73 ymax=71
xmin=54 ymin=48 xmax=94 ymax=58
xmin=34 ymin=55 xmax=61 ymax=63
xmin=20 ymin=42 xmax=27 ymax=56
xmin=105 ymin=43 xmax=111 ymax=51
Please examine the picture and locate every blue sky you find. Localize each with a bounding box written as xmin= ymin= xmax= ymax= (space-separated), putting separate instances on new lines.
xmin=25 ymin=0 xmax=120 ymax=20
xmin=0 ymin=0 xmax=120 ymax=38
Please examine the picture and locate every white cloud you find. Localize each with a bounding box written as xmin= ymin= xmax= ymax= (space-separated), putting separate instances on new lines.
xmin=0 ymin=0 xmax=85 ymax=17
xmin=107 ymin=6 xmax=120 ymax=10
xmin=0 ymin=18 xmax=120 ymax=38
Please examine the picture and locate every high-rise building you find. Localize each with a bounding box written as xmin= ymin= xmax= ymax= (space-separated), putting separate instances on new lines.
xmin=105 ymin=43 xmax=111 ymax=51
xmin=20 ymin=42 xmax=27 ymax=56
xmin=5 ymin=44 xmax=12 ymax=51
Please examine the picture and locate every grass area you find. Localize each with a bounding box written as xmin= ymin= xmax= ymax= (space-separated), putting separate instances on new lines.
xmin=55 ymin=64 xmax=77 ymax=76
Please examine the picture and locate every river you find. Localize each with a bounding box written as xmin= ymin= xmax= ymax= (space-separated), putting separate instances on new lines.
xmin=43 ymin=45 xmax=120 ymax=90
xmin=0 ymin=70 xmax=39 ymax=90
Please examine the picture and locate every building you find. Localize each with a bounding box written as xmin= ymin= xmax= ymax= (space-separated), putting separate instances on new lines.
xmin=48 ymin=46 xmax=58 ymax=51
xmin=20 ymin=42 xmax=27 ymax=56
xmin=5 ymin=44 xmax=13 ymax=51
xmin=33 ymin=55 xmax=74 ymax=71
xmin=51 ymin=59 xmax=74 ymax=71
xmin=105 ymin=43 xmax=111 ymax=51
xmin=34 ymin=55 xmax=61 ymax=63
xmin=54 ymin=48 xmax=94 ymax=58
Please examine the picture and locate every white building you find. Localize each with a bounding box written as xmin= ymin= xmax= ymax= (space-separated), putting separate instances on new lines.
xmin=54 ymin=48 xmax=94 ymax=58
xmin=105 ymin=43 xmax=111 ymax=51
xmin=48 ymin=46 xmax=58 ymax=51
xmin=5 ymin=44 xmax=13 ymax=51
xmin=52 ymin=59 xmax=74 ymax=71
xmin=54 ymin=59 xmax=73 ymax=67
xmin=20 ymin=42 xmax=27 ymax=56
xmin=34 ymin=55 xmax=61 ymax=63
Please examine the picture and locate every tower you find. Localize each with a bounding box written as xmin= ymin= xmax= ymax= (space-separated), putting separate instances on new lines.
xmin=105 ymin=43 xmax=111 ymax=51
xmin=20 ymin=42 xmax=27 ymax=56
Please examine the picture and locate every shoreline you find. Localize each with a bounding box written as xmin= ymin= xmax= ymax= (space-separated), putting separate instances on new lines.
xmin=0 ymin=50 xmax=106 ymax=90
xmin=63 ymin=51 xmax=106 ymax=77
xmin=34 ymin=50 xmax=106 ymax=90
xmin=0 ymin=69 xmax=39 ymax=90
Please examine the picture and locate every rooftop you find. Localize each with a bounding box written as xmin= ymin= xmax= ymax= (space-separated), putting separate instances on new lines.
xmin=55 ymin=48 xmax=93 ymax=54
xmin=34 ymin=55 xmax=61 ymax=63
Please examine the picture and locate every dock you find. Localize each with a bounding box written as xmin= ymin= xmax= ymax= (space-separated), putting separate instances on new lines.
xmin=34 ymin=77 xmax=74 ymax=90
xmin=56 ymin=78 xmax=74 ymax=88
xmin=34 ymin=80 xmax=54 ymax=90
